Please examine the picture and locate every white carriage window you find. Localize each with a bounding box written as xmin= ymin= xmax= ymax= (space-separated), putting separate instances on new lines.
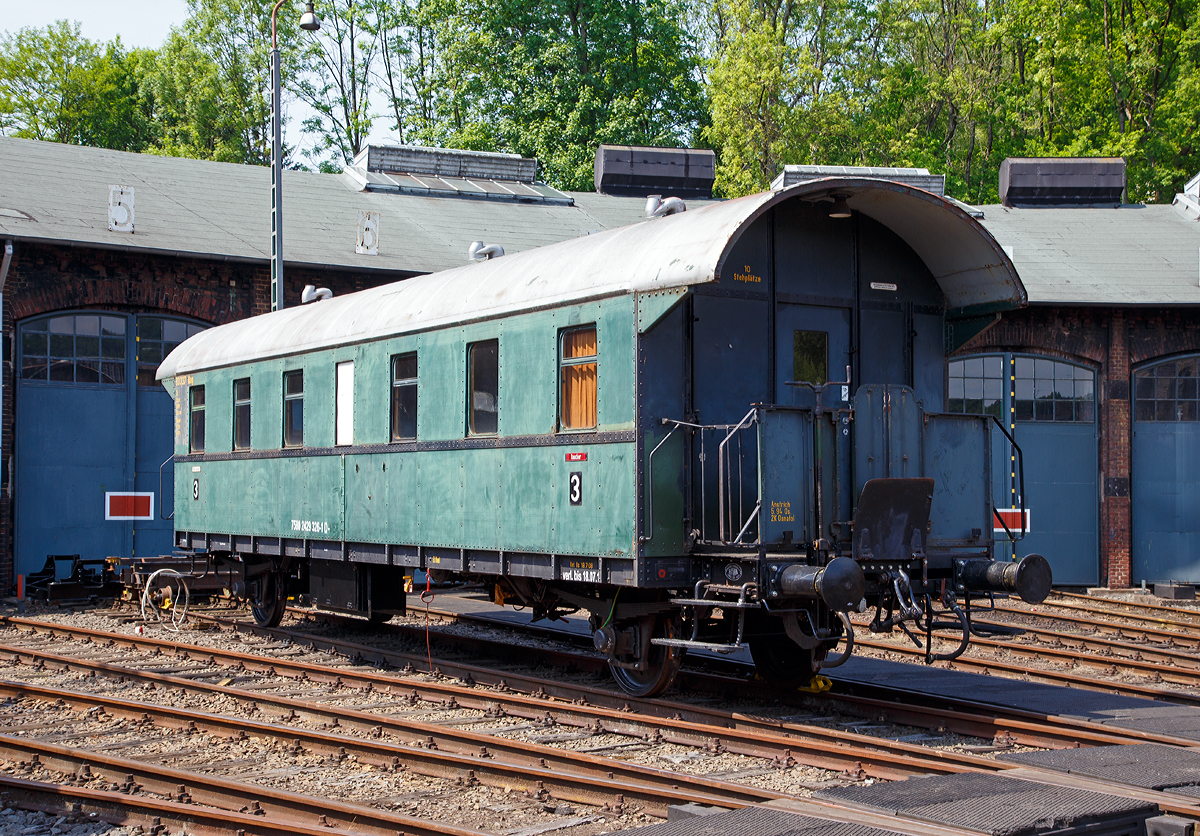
xmin=336 ymin=361 xmax=354 ymax=446
xmin=391 ymin=353 xmax=417 ymax=440
xmin=560 ymin=326 xmax=597 ymax=430
xmin=1135 ymin=357 xmax=1199 ymax=422
xmin=189 ymin=385 xmax=206 ymax=453
xmin=233 ymin=378 xmax=251 ymax=450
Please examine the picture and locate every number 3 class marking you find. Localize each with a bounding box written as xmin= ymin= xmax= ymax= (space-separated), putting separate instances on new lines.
xmin=192 ymin=478 xmax=199 ymax=501
xmin=569 ymin=472 xmax=583 ymax=506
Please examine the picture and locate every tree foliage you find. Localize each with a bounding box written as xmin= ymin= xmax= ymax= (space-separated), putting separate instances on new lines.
xmin=704 ymin=0 xmax=1200 ymax=201
xmin=0 ymin=21 xmax=156 ymax=151
xmin=6 ymin=0 xmax=1200 ymax=200
xmin=146 ymin=0 xmax=302 ymax=165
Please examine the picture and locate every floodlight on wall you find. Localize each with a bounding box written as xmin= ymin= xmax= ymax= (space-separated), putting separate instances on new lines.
xmin=300 ymin=2 xmax=321 ymax=30
xmin=829 ymin=194 xmax=852 ymax=219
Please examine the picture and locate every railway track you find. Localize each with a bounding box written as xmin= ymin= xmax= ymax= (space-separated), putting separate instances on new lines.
xmin=0 ymin=615 xmax=1000 ymax=782
xmin=4 ymin=606 xmax=1200 ymax=833
xmin=315 ymin=600 xmax=1200 ymax=744
xmin=0 ymin=772 xmax=398 ymax=836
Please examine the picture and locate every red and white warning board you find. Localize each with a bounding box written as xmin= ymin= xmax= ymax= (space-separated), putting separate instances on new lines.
xmin=993 ymin=508 xmax=1030 ymax=534
xmin=106 ymin=492 xmax=154 ymax=521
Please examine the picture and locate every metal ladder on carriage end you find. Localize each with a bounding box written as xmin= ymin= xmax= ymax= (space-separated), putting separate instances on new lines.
xmin=651 ymin=581 xmax=759 ymax=654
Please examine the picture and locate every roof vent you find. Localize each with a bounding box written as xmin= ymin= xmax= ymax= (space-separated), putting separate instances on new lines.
xmin=645 ymin=195 xmax=686 ymax=217
xmin=594 ymin=145 xmax=715 ymax=199
xmin=999 ymin=158 xmax=1125 ymax=208
xmin=469 ymin=241 xmax=505 ymax=261
xmin=301 ymin=285 xmax=333 ymax=303
xmin=772 ymin=165 xmax=945 ymax=197
xmin=358 ymin=144 xmax=536 ymax=183
xmin=344 ymin=144 xmax=572 ymax=206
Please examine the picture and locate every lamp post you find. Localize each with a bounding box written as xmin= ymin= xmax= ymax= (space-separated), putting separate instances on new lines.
xmin=270 ymin=1 xmax=321 ymax=312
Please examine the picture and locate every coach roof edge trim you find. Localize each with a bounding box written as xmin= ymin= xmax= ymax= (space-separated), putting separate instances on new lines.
xmin=158 ymin=180 xmax=1024 ymax=379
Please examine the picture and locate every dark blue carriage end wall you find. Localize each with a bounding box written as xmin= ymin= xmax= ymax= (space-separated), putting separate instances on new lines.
xmin=960 ymin=304 xmax=1200 ymax=588
xmin=689 ymin=200 xmax=949 ymax=420
xmin=635 ymin=197 xmax=955 ymax=569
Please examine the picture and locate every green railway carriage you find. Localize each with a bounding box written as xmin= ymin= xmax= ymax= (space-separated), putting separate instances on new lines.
xmin=159 ymin=179 xmax=1052 ymax=696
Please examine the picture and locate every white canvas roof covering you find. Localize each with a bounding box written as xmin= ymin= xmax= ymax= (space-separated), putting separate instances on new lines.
xmin=160 ymin=178 xmax=1024 ymax=378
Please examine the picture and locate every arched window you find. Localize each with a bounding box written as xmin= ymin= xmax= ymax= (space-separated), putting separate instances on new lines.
xmin=947 ymin=354 xmax=1094 ymax=422
xmin=1134 ymin=356 xmax=1198 ymax=422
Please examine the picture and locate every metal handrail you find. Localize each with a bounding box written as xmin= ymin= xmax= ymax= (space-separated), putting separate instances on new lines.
xmin=718 ymin=408 xmax=758 ymax=543
xmin=646 ymin=414 xmax=762 ymax=547
xmin=641 ymin=423 xmax=681 ymax=541
xmin=158 ymin=454 xmax=175 ymax=521
xmin=988 ymin=414 xmax=1026 ymax=542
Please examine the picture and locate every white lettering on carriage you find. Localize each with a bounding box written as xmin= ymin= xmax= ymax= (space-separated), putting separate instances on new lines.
xmin=291 ymin=519 xmax=330 ymax=535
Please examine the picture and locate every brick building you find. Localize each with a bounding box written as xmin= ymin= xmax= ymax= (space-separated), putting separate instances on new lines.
xmin=2 ymin=141 xmax=1195 ymax=592
xmin=962 ymin=166 xmax=1200 ymax=588
xmin=0 ymin=137 xmax=664 ymax=589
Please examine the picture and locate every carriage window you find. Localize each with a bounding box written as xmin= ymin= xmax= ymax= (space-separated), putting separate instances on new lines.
xmin=1135 ymin=357 xmax=1199 ymax=422
xmin=1014 ymin=357 xmax=1094 ymax=422
xmin=468 ymin=340 xmax=499 ymax=435
xmin=233 ymin=378 xmax=251 ymax=450
xmin=189 ymin=386 xmax=206 ymax=453
xmin=946 ymin=356 xmax=1004 ymax=418
xmin=793 ymin=331 xmax=828 ymax=385
xmin=336 ymin=361 xmax=354 ymax=446
xmin=560 ymin=326 xmax=597 ymax=430
xmin=391 ymin=353 xmax=418 ymax=440
xmin=284 ymin=370 xmax=304 ymax=447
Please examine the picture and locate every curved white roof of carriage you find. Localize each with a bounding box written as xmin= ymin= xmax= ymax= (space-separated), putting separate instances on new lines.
xmin=159 ymin=178 xmax=1024 ymax=379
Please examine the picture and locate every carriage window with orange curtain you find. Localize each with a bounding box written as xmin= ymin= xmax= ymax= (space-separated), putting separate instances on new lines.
xmin=560 ymin=326 xmax=597 ymax=430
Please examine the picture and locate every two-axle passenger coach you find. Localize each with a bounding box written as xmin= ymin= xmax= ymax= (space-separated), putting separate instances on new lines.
xmin=158 ymin=179 xmax=1051 ymax=696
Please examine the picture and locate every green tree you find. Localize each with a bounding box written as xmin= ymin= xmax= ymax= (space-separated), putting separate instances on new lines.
xmin=145 ymin=0 xmax=304 ymax=165
xmin=294 ymin=0 xmax=381 ymax=171
xmin=0 ymin=21 xmax=156 ymax=151
xmin=422 ymin=0 xmax=706 ymax=189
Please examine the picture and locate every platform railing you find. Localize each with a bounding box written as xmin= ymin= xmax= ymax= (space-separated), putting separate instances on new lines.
xmin=650 ymin=409 xmax=761 ymax=547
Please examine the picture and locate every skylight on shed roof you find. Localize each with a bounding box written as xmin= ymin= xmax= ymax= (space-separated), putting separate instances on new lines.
xmin=344 ymin=144 xmax=574 ymax=206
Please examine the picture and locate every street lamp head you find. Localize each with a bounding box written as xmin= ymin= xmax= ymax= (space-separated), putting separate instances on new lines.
xmin=299 ymin=2 xmax=321 ymax=31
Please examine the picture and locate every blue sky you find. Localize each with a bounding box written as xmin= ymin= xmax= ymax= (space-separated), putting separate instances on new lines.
xmin=7 ymin=2 xmax=191 ymax=49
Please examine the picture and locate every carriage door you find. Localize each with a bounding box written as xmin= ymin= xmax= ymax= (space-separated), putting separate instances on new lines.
xmin=948 ymin=354 xmax=1099 ymax=585
xmin=775 ymin=305 xmax=851 ymax=402
xmin=1132 ymin=356 xmax=1200 ymax=583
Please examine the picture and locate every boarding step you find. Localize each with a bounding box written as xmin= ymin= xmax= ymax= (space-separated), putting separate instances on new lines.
xmin=651 ymin=637 xmax=746 ymax=654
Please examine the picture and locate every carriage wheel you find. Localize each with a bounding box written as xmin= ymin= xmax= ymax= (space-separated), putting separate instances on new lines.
xmin=749 ymin=637 xmax=816 ymax=690
xmin=250 ymin=572 xmax=286 ymax=628
xmin=608 ymin=614 xmax=683 ymax=697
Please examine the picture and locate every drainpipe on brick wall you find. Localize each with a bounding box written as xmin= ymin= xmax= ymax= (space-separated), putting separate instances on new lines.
xmin=0 ymin=239 xmax=10 ymax=458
